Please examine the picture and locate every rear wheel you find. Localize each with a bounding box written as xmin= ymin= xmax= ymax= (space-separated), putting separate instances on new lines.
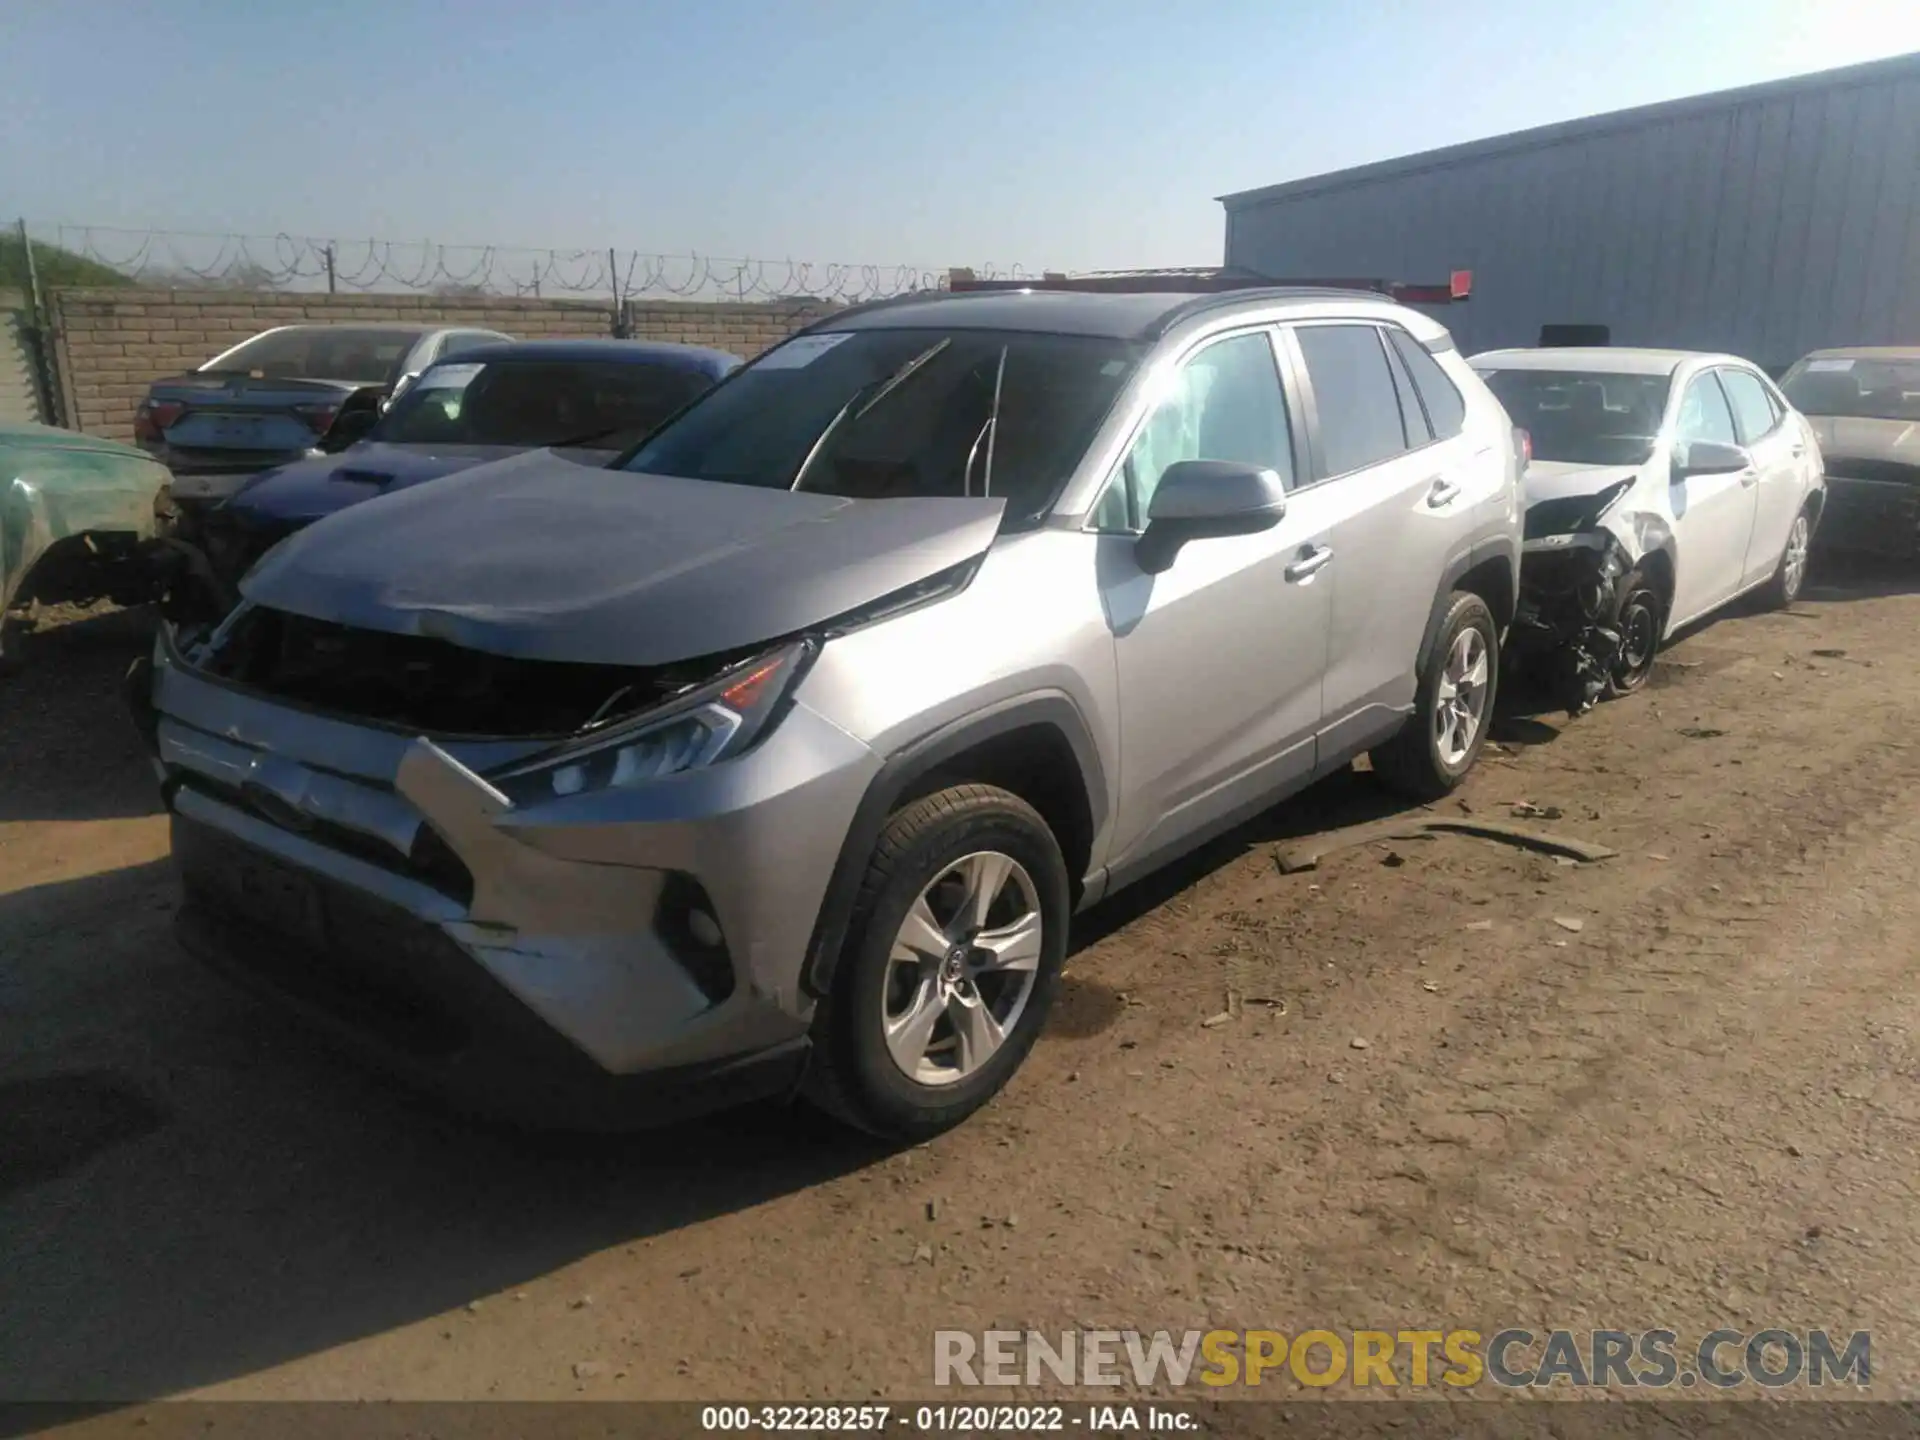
xmin=1370 ymin=591 xmax=1498 ymax=801
xmin=1758 ymin=506 xmax=1813 ymax=610
xmin=803 ymin=783 xmax=1069 ymax=1141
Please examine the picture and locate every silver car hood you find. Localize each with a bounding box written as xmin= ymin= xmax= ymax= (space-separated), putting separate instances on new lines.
xmin=240 ymin=451 xmax=1006 ymax=665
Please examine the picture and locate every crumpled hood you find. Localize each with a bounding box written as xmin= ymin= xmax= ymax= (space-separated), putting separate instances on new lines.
xmin=240 ymin=452 xmax=1005 ymax=666
xmin=1523 ymin=459 xmax=1644 ymax=506
xmin=226 ymin=441 xmax=525 ymax=524
xmin=1808 ymin=415 xmax=1920 ymax=466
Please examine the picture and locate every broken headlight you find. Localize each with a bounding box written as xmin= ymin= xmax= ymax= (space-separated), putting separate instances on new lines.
xmin=490 ymin=639 xmax=814 ymax=801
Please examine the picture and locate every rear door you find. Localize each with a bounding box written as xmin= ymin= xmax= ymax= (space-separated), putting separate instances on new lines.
xmin=1289 ymin=321 xmax=1479 ymax=760
xmin=1718 ymin=366 xmax=1807 ymax=587
xmin=1666 ymin=370 xmax=1760 ymax=625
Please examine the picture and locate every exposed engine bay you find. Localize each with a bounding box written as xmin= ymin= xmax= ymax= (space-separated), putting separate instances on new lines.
xmin=1506 ymin=477 xmax=1645 ymax=716
xmin=192 ymin=603 xmax=762 ymax=737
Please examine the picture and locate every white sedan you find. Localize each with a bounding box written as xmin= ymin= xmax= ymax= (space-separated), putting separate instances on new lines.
xmin=1470 ymin=347 xmax=1825 ymax=714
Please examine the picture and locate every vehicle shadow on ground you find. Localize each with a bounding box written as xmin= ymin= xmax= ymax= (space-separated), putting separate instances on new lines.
xmin=0 ymin=605 xmax=162 ymax=825
xmin=1070 ymin=761 xmax=1432 ymax=955
xmin=1800 ymin=548 xmax=1920 ymax=603
xmin=0 ymin=857 xmax=888 ymax=1403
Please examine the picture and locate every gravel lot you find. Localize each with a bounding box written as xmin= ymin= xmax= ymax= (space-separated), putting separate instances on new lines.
xmin=5 ymin=561 xmax=1919 ymax=1405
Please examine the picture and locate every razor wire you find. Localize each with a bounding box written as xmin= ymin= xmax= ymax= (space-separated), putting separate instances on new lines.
xmin=31 ymin=223 xmax=1043 ymax=303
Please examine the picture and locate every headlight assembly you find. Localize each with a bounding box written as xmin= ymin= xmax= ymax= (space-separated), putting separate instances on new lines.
xmin=489 ymin=639 xmax=814 ymax=802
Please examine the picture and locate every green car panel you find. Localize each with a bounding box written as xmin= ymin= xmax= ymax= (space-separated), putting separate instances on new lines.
xmin=1 ymin=421 xmax=169 ymax=629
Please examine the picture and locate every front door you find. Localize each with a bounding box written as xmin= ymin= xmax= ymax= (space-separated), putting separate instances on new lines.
xmin=1102 ymin=328 xmax=1335 ymax=876
xmin=1666 ymin=371 xmax=1761 ymax=629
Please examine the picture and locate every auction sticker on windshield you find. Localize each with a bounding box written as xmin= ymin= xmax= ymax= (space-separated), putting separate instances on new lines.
xmin=1805 ymin=358 xmax=1856 ymax=372
xmin=758 ymin=333 xmax=853 ymax=369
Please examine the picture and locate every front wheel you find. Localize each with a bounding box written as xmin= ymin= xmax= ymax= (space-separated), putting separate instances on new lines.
xmin=1604 ymin=568 xmax=1663 ymax=698
xmin=1757 ymin=506 xmax=1813 ymax=610
xmin=803 ymin=783 xmax=1070 ymax=1141
xmin=1370 ymin=590 xmax=1499 ymax=801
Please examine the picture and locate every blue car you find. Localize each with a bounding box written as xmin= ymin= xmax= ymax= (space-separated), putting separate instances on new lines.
xmin=189 ymin=338 xmax=741 ymax=590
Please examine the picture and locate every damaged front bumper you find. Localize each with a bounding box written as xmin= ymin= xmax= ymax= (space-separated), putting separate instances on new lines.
xmin=138 ymin=625 xmax=882 ymax=1129
xmin=1507 ymin=530 xmax=1638 ymax=715
xmin=142 ymin=491 xmax=287 ymax=628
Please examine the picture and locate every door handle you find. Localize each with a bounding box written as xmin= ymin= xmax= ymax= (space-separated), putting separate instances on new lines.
xmin=1739 ymin=469 xmax=1759 ymax=487
xmin=1285 ymin=544 xmax=1334 ymax=581
xmin=1425 ymin=477 xmax=1462 ymax=508
xmin=1790 ymin=444 xmax=1807 ymax=458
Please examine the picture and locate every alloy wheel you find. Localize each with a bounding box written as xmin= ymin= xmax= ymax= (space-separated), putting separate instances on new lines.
xmin=1433 ymin=626 xmax=1490 ymax=768
xmin=1782 ymin=514 xmax=1810 ymax=601
xmin=881 ymin=851 xmax=1043 ymax=1086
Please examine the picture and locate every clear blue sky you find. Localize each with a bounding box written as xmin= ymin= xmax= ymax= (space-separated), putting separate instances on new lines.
xmin=6 ymin=0 xmax=1919 ymax=274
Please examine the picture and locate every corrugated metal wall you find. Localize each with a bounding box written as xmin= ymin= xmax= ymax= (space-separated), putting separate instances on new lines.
xmin=0 ymin=291 xmax=50 ymax=426
xmin=1224 ymin=58 xmax=1920 ymax=372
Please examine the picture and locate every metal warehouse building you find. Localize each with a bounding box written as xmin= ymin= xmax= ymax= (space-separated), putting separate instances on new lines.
xmin=1221 ymin=51 xmax=1920 ymax=374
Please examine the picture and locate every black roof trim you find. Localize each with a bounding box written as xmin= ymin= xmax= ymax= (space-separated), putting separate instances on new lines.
xmin=1147 ymin=286 xmax=1402 ymax=338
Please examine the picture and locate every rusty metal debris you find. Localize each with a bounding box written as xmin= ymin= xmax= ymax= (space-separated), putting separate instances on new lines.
xmin=1276 ymin=815 xmax=1619 ymax=874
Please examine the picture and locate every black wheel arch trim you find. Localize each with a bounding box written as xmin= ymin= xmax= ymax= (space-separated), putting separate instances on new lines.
xmin=800 ymin=692 xmax=1107 ymax=999
xmin=1418 ymin=535 xmax=1516 ymax=677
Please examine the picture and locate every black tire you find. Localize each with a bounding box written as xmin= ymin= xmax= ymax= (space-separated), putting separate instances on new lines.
xmin=1604 ymin=567 xmax=1664 ymax=699
xmin=1757 ymin=503 xmax=1814 ymax=610
xmin=803 ymin=783 xmax=1069 ymax=1142
xmin=1370 ymin=590 xmax=1499 ymax=802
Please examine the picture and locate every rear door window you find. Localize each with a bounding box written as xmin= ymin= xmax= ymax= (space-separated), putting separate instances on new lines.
xmin=1381 ymin=332 xmax=1433 ymax=446
xmin=1387 ymin=328 xmax=1468 ymax=439
xmin=1294 ymin=324 xmax=1410 ymax=478
xmin=1718 ymin=368 xmax=1782 ymax=445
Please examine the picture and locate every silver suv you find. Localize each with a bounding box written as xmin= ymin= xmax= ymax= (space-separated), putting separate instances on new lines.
xmin=135 ymin=285 xmax=1522 ymax=1139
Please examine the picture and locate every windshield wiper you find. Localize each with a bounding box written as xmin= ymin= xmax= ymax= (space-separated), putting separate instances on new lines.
xmin=789 ymin=339 xmax=952 ymax=492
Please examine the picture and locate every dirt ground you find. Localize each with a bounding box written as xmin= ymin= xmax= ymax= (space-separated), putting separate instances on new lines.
xmin=4 ymin=560 xmax=1920 ymax=1406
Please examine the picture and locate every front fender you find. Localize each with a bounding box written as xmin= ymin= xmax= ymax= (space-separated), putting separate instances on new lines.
xmin=798 ymin=692 xmax=1106 ymax=999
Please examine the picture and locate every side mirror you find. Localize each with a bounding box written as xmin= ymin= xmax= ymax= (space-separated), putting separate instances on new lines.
xmin=1674 ymin=439 xmax=1750 ymax=478
xmin=1136 ymin=460 xmax=1288 ymax=575
xmin=320 ymin=408 xmax=379 ymax=453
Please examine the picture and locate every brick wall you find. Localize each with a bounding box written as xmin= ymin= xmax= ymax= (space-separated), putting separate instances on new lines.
xmin=49 ymin=288 xmax=838 ymax=441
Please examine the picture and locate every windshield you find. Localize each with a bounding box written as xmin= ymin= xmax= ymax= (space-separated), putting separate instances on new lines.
xmin=375 ymin=358 xmax=717 ymax=448
xmin=1781 ymin=356 xmax=1920 ymax=422
xmin=622 ymin=327 xmax=1142 ymax=524
xmin=1477 ymin=368 xmax=1672 ymax=466
xmin=205 ymin=327 xmax=418 ymax=384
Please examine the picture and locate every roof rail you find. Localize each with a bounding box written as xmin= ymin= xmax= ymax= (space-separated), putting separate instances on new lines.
xmin=947 ymin=268 xmax=1473 ymax=305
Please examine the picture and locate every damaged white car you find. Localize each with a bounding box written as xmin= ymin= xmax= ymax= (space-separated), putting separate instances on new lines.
xmin=1472 ymin=348 xmax=1825 ymax=713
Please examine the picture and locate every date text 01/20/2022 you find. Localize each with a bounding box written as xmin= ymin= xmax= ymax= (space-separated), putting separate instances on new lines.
xmin=700 ymin=1405 xmax=1195 ymax=1432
